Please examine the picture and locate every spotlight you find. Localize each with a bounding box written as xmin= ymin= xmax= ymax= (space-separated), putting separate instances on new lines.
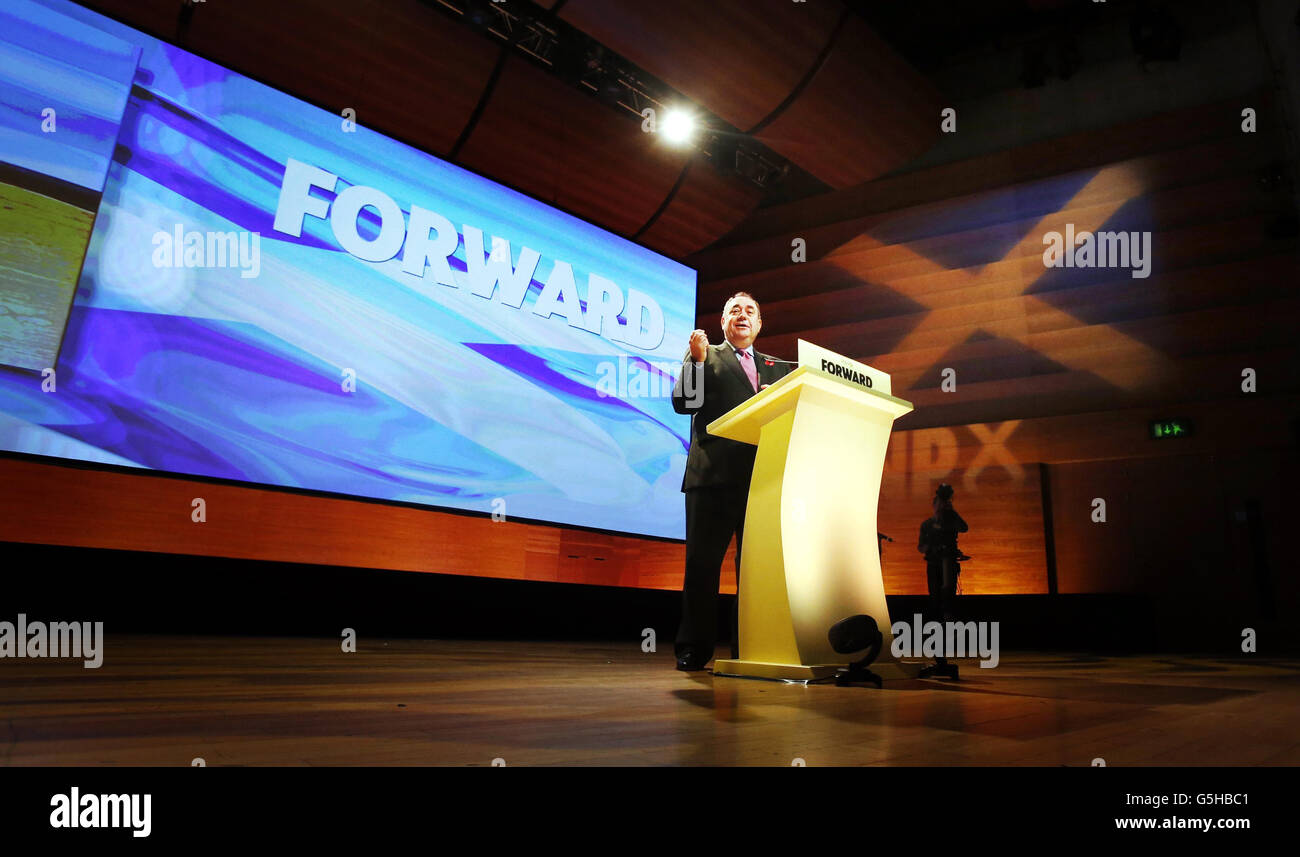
xmin=659 ymin=109 xmax=696 ymax=146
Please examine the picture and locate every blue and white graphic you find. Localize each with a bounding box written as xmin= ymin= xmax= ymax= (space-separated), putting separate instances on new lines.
xmin=0 ymin=0 xmax=695 ymax=538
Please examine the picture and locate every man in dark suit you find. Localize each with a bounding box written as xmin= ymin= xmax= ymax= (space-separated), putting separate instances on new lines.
xmin=670 ymin=292 xmax=792 ymax=671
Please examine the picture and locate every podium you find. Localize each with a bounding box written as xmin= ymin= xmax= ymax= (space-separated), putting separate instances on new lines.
xmin=710 ymin=341 xmax=919 ymax=682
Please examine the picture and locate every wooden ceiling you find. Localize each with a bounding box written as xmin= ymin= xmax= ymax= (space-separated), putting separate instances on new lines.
xmin=74 ymin=0 xmax=941 ymax=258
xmin=559 ymin=0 xmax=846 ymax=132
xmin=455 ymin=54 xmax=690 ymax=237
xmin=183 ymin=0 xmax=500 ymax=158
xmin=560 ymin=0 xmax=943 ymax=189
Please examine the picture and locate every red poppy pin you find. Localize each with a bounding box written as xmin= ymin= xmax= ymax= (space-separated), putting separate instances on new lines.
xmin=763 ymin=359 xmax=774 ymax=366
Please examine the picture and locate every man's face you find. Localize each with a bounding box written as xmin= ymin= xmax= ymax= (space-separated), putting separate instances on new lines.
xmin=721 ymin=295 xmax=761 ymax=350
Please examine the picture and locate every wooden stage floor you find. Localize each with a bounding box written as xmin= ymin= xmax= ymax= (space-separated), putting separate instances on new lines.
xmin=2 ymin=636 xmax=1297 ymax=766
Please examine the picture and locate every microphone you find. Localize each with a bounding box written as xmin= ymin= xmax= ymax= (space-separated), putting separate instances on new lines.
xmin=757 ymin=355 xmax=798 ymax=390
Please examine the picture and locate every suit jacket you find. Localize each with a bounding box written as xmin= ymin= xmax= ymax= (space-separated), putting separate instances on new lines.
xmin=671 ymin=342 xmax=792 ymax=491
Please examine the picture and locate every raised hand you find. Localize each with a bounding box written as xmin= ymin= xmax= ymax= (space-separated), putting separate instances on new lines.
xmin=688 ymin=329 xmax=710 ymax=363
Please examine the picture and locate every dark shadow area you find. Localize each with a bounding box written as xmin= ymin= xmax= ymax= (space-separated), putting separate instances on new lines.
xmin=9 ymin=541 xmax=1272 ymax=655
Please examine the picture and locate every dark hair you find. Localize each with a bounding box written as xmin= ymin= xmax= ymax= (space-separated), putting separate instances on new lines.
xmin=935 ymin=483 xmax=954 ymax=502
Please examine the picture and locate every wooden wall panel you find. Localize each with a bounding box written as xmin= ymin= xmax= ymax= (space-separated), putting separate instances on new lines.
xmin=879 ymin=446 xmax=1048 ymax=596
xmin=699 ymin=131 xmax=1281 ymax=309
xmin=880 ymin=394 xmax=1298 ymax=597
xmin=724 ymin=93 xmax=1270 ymax=244
xmin=1045 ymin=453 xmax=1286 ymax=631
xmin=0 ymin=456 xmax=686 ymax=591
xmin=1214 ymin=449 xmax=1300 ymax=620
xmin=1045 ymin=455 xmax=1268 ymax=616
xmin=5 ymin=395 xmax=1290 ymax=597
xmin=696 ymin=131 xmax=1276 ymax=282
xmin=690 ymin=90 xmax=1295 ymax=429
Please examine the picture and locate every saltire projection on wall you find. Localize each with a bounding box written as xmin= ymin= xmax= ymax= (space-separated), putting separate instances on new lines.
xmin=0 ymin=0 xmax=696 ymax=539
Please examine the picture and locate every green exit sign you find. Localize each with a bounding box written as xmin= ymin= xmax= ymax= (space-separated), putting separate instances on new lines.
xmin=1150 ymin=418 xmax=1194 ymax=439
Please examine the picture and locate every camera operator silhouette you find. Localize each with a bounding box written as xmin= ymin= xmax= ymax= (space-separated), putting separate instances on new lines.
xmin=918 ymin=483 xmax=969 ymax=676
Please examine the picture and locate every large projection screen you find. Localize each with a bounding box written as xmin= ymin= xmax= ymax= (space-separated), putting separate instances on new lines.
xmin=0 ymin=0 xmax=695 ymax=540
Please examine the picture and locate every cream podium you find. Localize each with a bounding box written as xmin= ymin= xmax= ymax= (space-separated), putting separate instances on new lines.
xmin=710 ymin=341 xmax=919 ymax=682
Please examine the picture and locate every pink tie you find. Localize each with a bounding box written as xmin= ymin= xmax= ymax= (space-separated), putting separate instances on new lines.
xmin=737 ymin=349 xmax=758 ymax=392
